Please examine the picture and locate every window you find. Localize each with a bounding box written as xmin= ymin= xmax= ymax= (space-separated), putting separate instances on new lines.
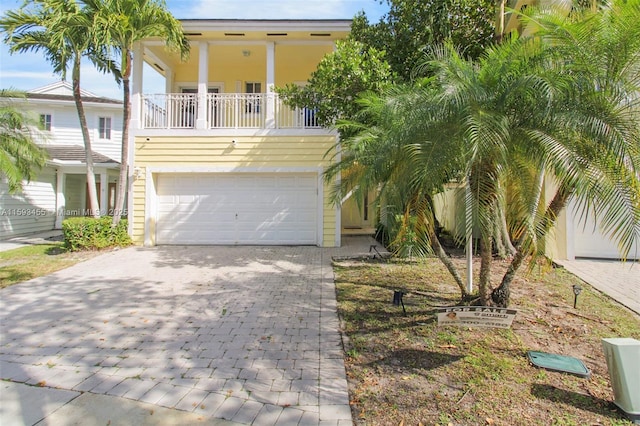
xmin=245 ymin=82 xmax=262 ymax=113
xmin=99 ymin=117 xmax=112 ymax=139
xmin=245 ymin=82 xmax=261 ymax=94
xmin=39 ymin=114 xmax=52 ymax=131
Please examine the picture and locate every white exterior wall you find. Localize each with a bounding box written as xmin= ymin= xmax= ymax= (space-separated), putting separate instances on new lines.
xmin=0 ymin=168 xmax=57 ymax=239
xmin=30 ymin=102 xmax=123 ymax=162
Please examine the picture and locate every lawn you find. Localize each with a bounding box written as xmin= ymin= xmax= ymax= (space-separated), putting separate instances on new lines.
xmin=0 ymin=243 xmax=99 ymax=288
xmin=334 ymin=255 xmax=640 ymax=426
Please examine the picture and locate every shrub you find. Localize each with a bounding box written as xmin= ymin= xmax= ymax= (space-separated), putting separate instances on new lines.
xmin=62 ymin=217 xmax=132 ymax=252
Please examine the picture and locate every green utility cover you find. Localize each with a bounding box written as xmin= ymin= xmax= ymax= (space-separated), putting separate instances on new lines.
xmin=527 ymin=351 xmax=591 ymax=378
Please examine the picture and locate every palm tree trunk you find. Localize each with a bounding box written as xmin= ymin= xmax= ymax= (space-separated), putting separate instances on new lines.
xmin=112 ymin=50 xmax=132 ymax=227
xmin=72 ymin=55 xmax=99 ymax=218
xmin=478 ymin=234 xmax=493 ymax=305
xmin=491 ymin=186 xmax=572 ymax=306
xmin=428 ymin=225 xmax=469 ymax=299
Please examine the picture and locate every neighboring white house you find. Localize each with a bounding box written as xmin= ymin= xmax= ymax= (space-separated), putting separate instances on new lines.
xmin=0 ymin=81 xmax=123 ymax=239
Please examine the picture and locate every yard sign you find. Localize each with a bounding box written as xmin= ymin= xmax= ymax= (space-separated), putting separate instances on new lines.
xmin=436 ymin=306 xmax=517 ymax=329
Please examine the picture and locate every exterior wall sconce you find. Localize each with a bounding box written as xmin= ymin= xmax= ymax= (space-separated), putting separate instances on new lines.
xmin=242 ymin=50 xmax=251 ymax=57
xmin=232 ymin=139 xmax=237 ymax=147
xmin=133 ymin=167 xmax=143 ymax=180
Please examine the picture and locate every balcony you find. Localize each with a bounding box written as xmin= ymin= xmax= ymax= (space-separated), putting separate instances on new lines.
xmin=141 ymin=93 xmax=320 ymax=130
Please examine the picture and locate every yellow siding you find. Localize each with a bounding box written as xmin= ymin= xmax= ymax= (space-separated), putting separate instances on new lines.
xmin=131 ymin=135 xmax=339 ymax=246
xmin=172 ymin=44 xmax=333 ymax=91
xmin=275 ymin=44 xmax=334 ymax=85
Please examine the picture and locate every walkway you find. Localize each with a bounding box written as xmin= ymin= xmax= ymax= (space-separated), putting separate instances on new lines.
xmin=555 ymin=258 xmax=640 ymax=315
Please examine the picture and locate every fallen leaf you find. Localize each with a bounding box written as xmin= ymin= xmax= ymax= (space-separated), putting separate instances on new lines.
xmin=37 ymin=381 xmax=46 ymax=387
xmin=486 ymin=418 xmax=495 ymax=425
xmin=149 ymin=410 xmax=154 ymax=415
xmin=399 ymin=420 xmax=404 ymax=426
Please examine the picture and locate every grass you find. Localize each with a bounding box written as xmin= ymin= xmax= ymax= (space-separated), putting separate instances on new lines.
xmin=0 ymin=243 xmax=99 ymax=288
xmin=334 ymin=256 xmax=640 ymax=426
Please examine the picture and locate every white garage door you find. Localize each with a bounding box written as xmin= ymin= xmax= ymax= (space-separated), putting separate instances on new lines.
xmin=571 ymin=204 xmax=639 ymax=260
xmin=156 ymin=173 xmax=318 ymax=245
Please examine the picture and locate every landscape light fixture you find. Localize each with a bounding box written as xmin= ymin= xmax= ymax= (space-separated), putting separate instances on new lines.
xmin=572 ymin=284 xmax=582 ymax=309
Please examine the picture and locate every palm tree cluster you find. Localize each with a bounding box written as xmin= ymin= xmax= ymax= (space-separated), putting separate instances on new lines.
xmin=0 ymin=0 xmax=188 ymax=223
xmin=0 ymin=90 xmax=48 ymax=193
xmin=328 ymin=0 xmax=640 ymax=307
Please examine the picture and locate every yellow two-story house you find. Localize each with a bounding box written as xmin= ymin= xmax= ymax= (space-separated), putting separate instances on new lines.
xmin=129 ymin=19 xmax=362 ymax=247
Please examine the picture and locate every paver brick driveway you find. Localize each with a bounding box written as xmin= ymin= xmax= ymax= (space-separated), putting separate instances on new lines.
xmin=0 ymin=245 xmax=352 ymax=425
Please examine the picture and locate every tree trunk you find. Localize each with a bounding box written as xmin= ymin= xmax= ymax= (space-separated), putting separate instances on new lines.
xmin=112 ymin=50 xmax=132 ymax=227
xmin=498 ymin=202 xmax=517 ymax=256
xmin=72 ymin=56 xmax=99 ymax=218
xmin=491 ymin=249 xmax=525 ymax=307
xmin=428 ymin=225 xmax=469 ymax=299
xmin=491 ymin=187 xmax=572 ymax=307
xmin=478 ymin=234 xmax=493 ymax=305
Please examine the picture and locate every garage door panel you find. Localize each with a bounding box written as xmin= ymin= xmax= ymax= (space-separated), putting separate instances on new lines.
xmin=570 ymin=202 xmax=639 ymax=260
xmin=156 ymin=173 xmax=318 ymax=245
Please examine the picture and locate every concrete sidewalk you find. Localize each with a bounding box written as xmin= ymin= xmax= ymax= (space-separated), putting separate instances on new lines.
xmin=0 ymin=231 xmax=63 ymax=252
xmin=0 ymin=236 xmax=386 ymax=426
xmin=555 ymin=258 xmax=640 ymax=315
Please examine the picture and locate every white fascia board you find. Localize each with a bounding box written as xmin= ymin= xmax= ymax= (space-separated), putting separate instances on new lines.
xmin=130 ymin=128 xmax=338 ymax=138
xmin=180 ymin=19 xmax=352 ymax=33
xmin=47 ymin=160 xmax=120 ymax=170
xmin=24 ymin=97 xmax=122 ymax=109
xmin=146 ymin=165 xmax=322 ymax=174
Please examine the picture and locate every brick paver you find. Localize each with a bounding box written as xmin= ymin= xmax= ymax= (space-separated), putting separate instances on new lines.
xmin=0 ymin=241 xmax=379 ymax=425
xmin=555 ymin=258 xmax=640 ymax=315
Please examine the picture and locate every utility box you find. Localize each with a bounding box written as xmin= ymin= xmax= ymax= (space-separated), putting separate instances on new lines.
xmin=602 ymin=338 xmax=640 ymax=424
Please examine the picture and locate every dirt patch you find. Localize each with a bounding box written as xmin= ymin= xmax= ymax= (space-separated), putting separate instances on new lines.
xmin=334 ymin=256 xmax=640 ymax=426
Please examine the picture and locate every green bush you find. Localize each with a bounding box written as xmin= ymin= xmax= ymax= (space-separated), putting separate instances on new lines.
xmin=62 ymin=217 xmax=132 ymax=252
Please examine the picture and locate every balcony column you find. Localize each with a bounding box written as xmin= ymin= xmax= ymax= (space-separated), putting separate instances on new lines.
xmin=265 ymin=41 xmax=276 ymax=128
xmin=196 ymin=41 xmax=209 ymax=129
xmin=131 ymin=42 xmax=144 ymax=130
xmin=164 ymin=68 xmax=173 ymax=93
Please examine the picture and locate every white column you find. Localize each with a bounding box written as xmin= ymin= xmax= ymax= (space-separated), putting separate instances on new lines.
xmin=131 ymin=42 xmax=144 ymax=130
xmin=164 ymin=68 xmax=173 ymax=93
xmin=54 ymin=169 xmax=65 ymax=229
xmin=196 ymin=41 xmax=209 ymax=129
xmin=265 ymin=41 xmax=276 ymax=128
xmin=99 ymin=170 xmax=108 ymax=216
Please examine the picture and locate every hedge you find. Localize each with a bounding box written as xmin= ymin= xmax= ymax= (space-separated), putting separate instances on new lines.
xmin=62 ymin=217 xmax=132 ymax=252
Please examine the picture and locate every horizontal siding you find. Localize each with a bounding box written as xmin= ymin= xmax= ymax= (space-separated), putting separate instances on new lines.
xmin=0 ymin=168 xmax=57 ymax=238
xmin=131 ymin=178 xmax=147 ymax=244
xmin=132 ymin=135 xmax=339 ymax=246
xmin=25 ymin=101 xmax=122 ymax=162
xmin=134 ymin=136 xmax=335 ymax=166
xmin=323 ymin=186 xmax=337 ymax=247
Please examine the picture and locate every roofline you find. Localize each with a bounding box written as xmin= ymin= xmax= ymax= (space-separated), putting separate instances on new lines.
xmin=28 ymin=80 xmax=99 ymax=98
xmin=47 ymin=159 xmax=120 ymax=168
xmin=24 ymin=94 xmax=123 ymax=107
xmin=179 ymin=18 xmax=352 ymax=32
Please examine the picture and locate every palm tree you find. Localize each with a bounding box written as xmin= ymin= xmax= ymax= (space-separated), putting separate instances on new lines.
xmin=328 ymin=0 xmax=640 ymax=307
xmin=0 ymin=0 xmax=117 ymax=217
xmin=0 ymin=90 xmax=48 ymax=193
xmin=84 ymin=0 xmax=189 ymax=226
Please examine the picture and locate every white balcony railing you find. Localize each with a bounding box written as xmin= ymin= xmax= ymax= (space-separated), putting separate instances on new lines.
xmin=141 ymin=93 xmax=320 ymax=130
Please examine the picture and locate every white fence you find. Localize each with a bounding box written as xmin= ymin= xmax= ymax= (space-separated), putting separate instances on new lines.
xmin=142 ymin=93 xmax=320 ymax=130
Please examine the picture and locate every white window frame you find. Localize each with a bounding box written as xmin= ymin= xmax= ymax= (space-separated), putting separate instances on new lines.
xmin=39 ymin=113 xmax=52 ymax=131
xmin=98 ymin=116 xmax=112 ymax=140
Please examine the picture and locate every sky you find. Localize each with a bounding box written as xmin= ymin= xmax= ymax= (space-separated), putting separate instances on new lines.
xmin=0 ymin=0 xmax=389 ymax=99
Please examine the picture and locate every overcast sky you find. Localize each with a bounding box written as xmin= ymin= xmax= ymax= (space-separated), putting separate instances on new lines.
xmin=0 ymin=0 xmax=388 ymax=99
